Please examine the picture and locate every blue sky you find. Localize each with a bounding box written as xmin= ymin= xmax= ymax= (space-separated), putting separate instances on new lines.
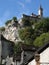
xmin=0 ymin=0 xmax=49 ymax=27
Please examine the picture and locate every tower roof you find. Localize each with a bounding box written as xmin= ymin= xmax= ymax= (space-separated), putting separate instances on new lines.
xmin=39 ymin=5 xmax=43 ymax=10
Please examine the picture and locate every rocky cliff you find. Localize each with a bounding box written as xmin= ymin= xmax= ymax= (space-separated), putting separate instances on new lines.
xmin=0 ymin=18 xmax=22 ymax=43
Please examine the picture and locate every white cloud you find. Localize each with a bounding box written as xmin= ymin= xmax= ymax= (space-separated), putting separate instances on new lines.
xmin=0 ymin=11 xmax=10 ymax=27
xmin=18 ymin=2 xmax=25 ymax=8
xmin=18 ymin=0 xmax=31 ymax=8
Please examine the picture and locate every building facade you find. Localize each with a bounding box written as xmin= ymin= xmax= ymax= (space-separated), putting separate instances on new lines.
xmin=28 ymin=43 xmax=49 ymax=65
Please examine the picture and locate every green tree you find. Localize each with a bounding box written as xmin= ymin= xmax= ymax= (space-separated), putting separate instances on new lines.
xmin=22 ymin=18 xmax=31 ymax=27
xmin=13 ymin=17 xmax=17 ymax=21
xmin=19 ymin=27 xmax=34 ymax=45
xmin=24 ymin=38 xmax=33 ymax=45
xmin=19 ymin=27 xmax=34 ymax=39
xmin=5 ymin=20 xmax=12 ymax=25
xmin=14 ymin=43 xmax=21 ymax=54
xmin=35 ymin=18 xmax=49 ymax=32
xmin=33 ymin=32 xmax=49 ymax=47
xmin=14 ymin=41 xmax=24 ymax=56
xmin=0 ymin=27 xmax=5 ymax=31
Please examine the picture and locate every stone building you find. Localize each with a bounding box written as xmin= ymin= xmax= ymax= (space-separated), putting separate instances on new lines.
xmin=0 ymin=34 xmax=38 ymax=65
xmin=28 ymin=43 xmax=49 ymax=65
xmin=13 ymin=44 xmax=38 ymax=65
xmin=19 ymin=5 xmax=43 ymax=26
xmin=23 ymin=5 xmax=43 ymax=19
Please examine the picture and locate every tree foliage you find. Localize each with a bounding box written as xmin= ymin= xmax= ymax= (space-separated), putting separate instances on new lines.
xmin=19 ymin=27 xmax=34 ymax=44
xmin=5 ymin=20 xmax=12 ymax=25
xmin=33 ymin=32 xmax=49 ymax=47
xmin=14 ymin=43 xmax=21 ymax=54
xmin=0 ymin=27 xmax=5 ymax=31
xmin=5 ymin=17 xmax=18 ymax=25
xmin=12 ymin=17 xmax=17 ymax=21
xmin=4 ymin=17 xmax=49 ymax=48
xmin=35 ymin=18 xmax=49 ymax=32
xmin=22 ymin=18 xmax=31 ymax=27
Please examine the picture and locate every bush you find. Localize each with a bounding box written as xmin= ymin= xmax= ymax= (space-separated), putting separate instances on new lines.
xmin=0 ymin=27 xmax=5 ymax=31
xmin=13 ymin=17 xmax=17 ymax=21
xmin=35 ymin=18 xmax=49 ymax=32
xmin=22 ymin=18 xmax=31 ymax=27
xmin=19 ymin=27 xmax=34 ymax=45
xmin=14 ymin=42 xmax=22 ymax=54
xmin=19 ymin=27 xmax=34 ymax=40
xmin=33 ymin=32 xmax=49 ymax=47
xmin=5 ymin=20 xmax=12 ymax=25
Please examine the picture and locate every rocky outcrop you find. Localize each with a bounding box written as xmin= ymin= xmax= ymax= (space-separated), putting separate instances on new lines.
xmin=2 ymin=19 xmax=21 ymax=43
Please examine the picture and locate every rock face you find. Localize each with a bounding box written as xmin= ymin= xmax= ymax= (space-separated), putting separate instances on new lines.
xmin=3 ymin=19 xmax=21 ymax=43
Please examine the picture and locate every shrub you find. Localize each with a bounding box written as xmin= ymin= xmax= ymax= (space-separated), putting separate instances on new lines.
xmin=0 ymin=27 xmax=5 ymax=31
xmin=33 ymin=32 xmax=49 ymax=47
xmin=5 ymin=20 xmax=12 ymax=25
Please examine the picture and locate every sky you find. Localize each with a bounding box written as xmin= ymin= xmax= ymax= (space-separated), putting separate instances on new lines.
xmin=0 ymin=0 xmax=49 ymax=27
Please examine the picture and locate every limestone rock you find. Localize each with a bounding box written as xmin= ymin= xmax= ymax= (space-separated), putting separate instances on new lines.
xmin=3 ymin=20 xmax=21 ymax=43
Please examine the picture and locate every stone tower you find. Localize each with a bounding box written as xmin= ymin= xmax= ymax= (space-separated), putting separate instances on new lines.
xmin=38 ymin=5 xmax=43 ymax=17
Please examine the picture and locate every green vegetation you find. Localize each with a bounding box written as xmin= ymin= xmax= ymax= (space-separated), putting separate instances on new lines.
xmin=19 ymin=17 xmax=49 ymax=47
xmin=14 ymin=42 xmax=23 ymax=54
xmin=35 ymin=18 xmax=49 ymax=32
xmin=14 ymin=44 xmax=21 ymax=54
xmin=5 ymin=17 xmax=18 ymax=25
xmin=0 ymin=27 xmax=5 ymax=31
xmin=22 ymin=18 xmax=31 ymax=27
xmin=19 ymin=27 xmax=34 ymax=44
xmin=33 ymin=32 xmax=49 ymax=47
xmin=5 ymin=20 xmax=12 ymax=25
xmin=13 ymin=17 xmax=17 ymax=21
xmin=2 ymin=16 xmax=49 ymax=53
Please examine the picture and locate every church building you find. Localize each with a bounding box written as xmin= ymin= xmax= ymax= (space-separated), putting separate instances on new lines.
xmin=23 ymin=5 xmax=43 ymax=19
xmin=19 ymin=5 xmax=43 ymax=27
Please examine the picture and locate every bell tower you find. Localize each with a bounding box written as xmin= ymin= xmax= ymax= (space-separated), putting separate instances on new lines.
xmin=38 ymin=5 xmax=43 ymax=17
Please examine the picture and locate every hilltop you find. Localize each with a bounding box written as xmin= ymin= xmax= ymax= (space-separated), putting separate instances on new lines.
xmin=0 ymin=14 xmax=49 ymax=47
